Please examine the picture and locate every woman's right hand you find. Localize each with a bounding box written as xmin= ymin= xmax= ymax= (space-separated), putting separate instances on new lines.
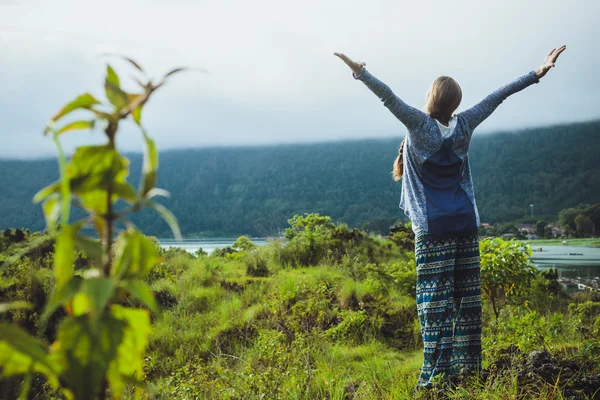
xmin=334 ymin=52 xmax=366 ymax=76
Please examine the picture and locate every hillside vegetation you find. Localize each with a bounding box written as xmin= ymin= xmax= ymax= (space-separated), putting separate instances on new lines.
xmin=2 ymin=218 xmax=600 ymax=399
xmin=1 ymin=120 xmax=599 ymax=237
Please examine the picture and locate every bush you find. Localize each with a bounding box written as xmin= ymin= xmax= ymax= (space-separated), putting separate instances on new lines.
xmin=245 ymin=249 xmax=270 ymax=277
xmin=233 ymin=235 xmax=256 ymax=252
xmin=480 ymin=238 xmax=537 ymax=321
xmin=568 ymin=301 xmax=600 ymax=338
xmin=325 ymin=310 xmax=373 ymax=344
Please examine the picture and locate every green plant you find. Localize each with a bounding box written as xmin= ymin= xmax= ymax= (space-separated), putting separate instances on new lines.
xmin=233 ymin=235 xmax=256 ymax=252
xmin=245 ymin=249 xmax=270 ymax=277
xmin=284 ymin=213 xmax=335 ymax=266
xmin=480 ymin=238 xmax=537 ymax=322
xmin=0 ymin=58 xmax=187 ymax=399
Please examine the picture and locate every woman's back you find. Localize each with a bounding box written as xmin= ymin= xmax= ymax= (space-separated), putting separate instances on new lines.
xmin=352 ymin=67 xmax=540 ymax=237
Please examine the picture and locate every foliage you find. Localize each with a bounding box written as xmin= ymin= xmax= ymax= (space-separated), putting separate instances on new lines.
xmin=568 ymin=301 xmax=600 ymax=339
xmin=233 ymin=235 xmax=257 ymax=252
xmin=479 ymin=238 xmax=537 ymax=321
xmin=0 ymin=59 xmax=186 ymax=399
xmin=558 ymin=203 xmax=600 ymax=237
xmin=3 ymin=120 xmax=600 ymax=237
xmin=2 ymin=221 xmax=600 ymax=399
xmin=387 ymin=222 xmax=415 ymax=251
xmin=245 ymin=248 xmax=270 ymax=277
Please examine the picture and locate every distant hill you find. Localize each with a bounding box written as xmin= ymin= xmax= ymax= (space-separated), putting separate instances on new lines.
xmin=1 ymin=120 xmax=599 ymax=237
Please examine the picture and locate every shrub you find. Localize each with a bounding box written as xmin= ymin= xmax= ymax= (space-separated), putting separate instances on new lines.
xmin=480 ymin=238 xmax=537 ymax=321
xmin=326 ymin=310 xmax=373 ymax=344
xmin=245 ymin=249 xmax=270 ymax=277
xmin=233 ymin=235 xmax=256 ymax=251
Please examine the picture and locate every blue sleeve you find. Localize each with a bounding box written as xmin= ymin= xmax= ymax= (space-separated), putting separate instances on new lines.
xmin=458 ymin=71 xmax=540 ymax=132
xmin=354 ymin=67 xmax=427 ymax=131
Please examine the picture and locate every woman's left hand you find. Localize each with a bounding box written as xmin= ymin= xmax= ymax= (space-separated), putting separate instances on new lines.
xmin=536 ymin=45 xmax=566 ymax=79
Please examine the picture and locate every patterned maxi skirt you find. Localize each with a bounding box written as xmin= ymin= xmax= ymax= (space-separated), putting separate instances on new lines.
xmin=414 ymin=231 xmax=482 ymax=387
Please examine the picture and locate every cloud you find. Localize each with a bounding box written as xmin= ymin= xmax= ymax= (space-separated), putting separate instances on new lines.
xmin=1 ymin=0 xmax=599 ymax=158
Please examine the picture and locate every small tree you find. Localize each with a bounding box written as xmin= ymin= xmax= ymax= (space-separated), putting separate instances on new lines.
xmin=480 ymin=238 xmax=537 ymax=322
xmin=536 ymin=220 xmax=547 ymax=238
xmin=233 ymin=235 xmax=256 ymax=252
xmin=284 ymin=213 xmax=335 ymax=266
xmin=0 ymin=58 xmax=187 ymax=399
xmin=575 ymin=214 xmax=593 ymax=237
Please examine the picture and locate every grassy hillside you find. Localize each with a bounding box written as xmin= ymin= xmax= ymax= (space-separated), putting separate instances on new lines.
xmin=2 ymin=224 xmax=599 ymax=399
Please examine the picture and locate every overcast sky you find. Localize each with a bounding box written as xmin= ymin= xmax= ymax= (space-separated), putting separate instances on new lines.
xmin=1 ymin=0 xmax=598 ymax=158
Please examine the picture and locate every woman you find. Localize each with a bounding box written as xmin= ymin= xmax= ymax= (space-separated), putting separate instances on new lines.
xmin=334 ymin=45 xmax=566 ymax=388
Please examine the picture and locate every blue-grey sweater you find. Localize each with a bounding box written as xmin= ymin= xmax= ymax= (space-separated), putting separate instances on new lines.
xmin=354 ymin=67 xmax=540 ymax=238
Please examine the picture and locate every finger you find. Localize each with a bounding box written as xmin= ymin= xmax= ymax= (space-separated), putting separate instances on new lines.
xmin=334 ymin=52 xmax=345 ymax=60
xmin=547 ymin=48 xmax=556 ymax=57
xmin=554 ymin=46 xmax=567 ymax=60
xmin=335 ymin=53 xmax=353 ymax=65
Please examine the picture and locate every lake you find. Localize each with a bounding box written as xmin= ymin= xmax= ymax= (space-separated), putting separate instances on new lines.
xmin=159 ymin=240 xmax=600 ymax=279
xmin=530 ymin=245 xmax=600 ymax=279
xmin=160 ymin=238 xmax=269 ymax=254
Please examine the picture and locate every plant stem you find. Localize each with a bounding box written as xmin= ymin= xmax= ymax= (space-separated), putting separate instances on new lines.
xmin=103 ymin=134 xmax=116 ymax=277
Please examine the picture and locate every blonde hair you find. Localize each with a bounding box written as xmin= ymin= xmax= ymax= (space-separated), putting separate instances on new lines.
xmin=423 ymin=76 xmax=462 ymax=125
xmin=392 ymin=76 xmax=462 ymax=181
xmin=392 ymin=139 xmax=405 ymax=181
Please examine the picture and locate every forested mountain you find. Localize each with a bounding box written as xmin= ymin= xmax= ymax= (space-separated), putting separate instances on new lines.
xmin=1 ymin=120 xmax=598 ymax=237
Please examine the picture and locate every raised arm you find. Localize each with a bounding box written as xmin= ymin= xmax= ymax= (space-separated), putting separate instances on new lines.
xmin=459 ymin=45 xmax=566 ymax=132
xmin=458 ymin=71 xmax=540 ymax=131
xmin=334 ymin=52 xmax=427 ymax=131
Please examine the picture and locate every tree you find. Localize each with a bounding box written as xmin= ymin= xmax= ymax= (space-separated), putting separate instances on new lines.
xmin=480 ymin=238 xmax=537 ymax=322
xmin=536 ymin=220 xmax=547 ymax=238
xmin=575 ymin=214 xmax=593 ymax=237
xmin=284 ymin=213 xmax=335 ymax=266
xmin=13 ymin=229 xmax=25 ymax=243
xmin=558 ymin=208 xmax=582 ymax=235
xmin=233 ymin=235 xmax=256 ymax=251
xmin=584 ymin=203 xmax=600 ymax=236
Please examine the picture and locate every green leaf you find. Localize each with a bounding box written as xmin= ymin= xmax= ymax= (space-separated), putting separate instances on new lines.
xmin=0 ymin=301 xmax=32 ymax=314
xmin=132 ymin=105 xmax=143 ymax=126
xmin=106 ymin=65 xmax=120 ymax=87
xmin=112 ymin=230 xmax=159 ymax=280
xmin=53 ymin=131 xmax=71 ymax=227
xmin=107 ymin=306 xmax=151 ymax=398
xmin=42 ymin=277 xmax=82 ymax=322
xmin=82 ymin=278 xmax=116 ymax=321
xmin=0 ymin=323 xmax=52 ymax=375
xmin=122 ymin=280 xmax=158 ymax=313
xmin=139 ymin=130 xmax=158 ymax=196
xmin=74 ymin=236 xmax=103 ymax=264
xmin=54 ymin=225 xmax=77 ymax=287
xmin=113 ymin=182 xmax=137 ymax=203
xmin=55 ymin=120 xmax=95 ymax=135
xmin=45 ymin=93 xmax=101 ymax=133
xmin=68 ymin=144 xmax=129 ymax=195
xmin=42 ymin=194 xmax=61 ymax=230
xmin=33 ymin=182 xmax=60 ymax=204
xmin=105 ymin=80 xmax=129 ymax=110
xmin=54 ymin=225 xmax=77 ymax=288
xmin=50 ymin=315 xmax=125 ymax=399
xmin=146 ymin=200 xmax=182 ymax=240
